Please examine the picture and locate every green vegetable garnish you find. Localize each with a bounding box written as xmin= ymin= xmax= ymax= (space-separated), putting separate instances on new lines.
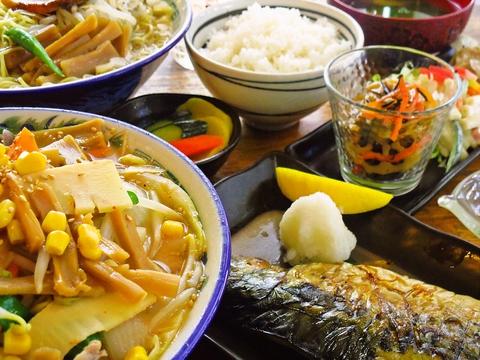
xmin=127 ymin=190 xmax=139 ymax=205
xmin=0 ymin=296 xmax=31 ymax=331
xmin=0 ymin=269 xmax=12 ymax=278
xmin=147 ymin=119 xmax=174 ymax=133
xmin=372 ymin=74 xmax=382 ymax=82
xmin=446 ymin=120 xmax=463 ymax=172
xmin=5 ymin=27 xmax=64 ymax=77
xmin=65 ymin=332 xmax=103 ymax=360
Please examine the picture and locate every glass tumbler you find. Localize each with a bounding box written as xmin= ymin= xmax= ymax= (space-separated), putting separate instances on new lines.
xmin=325 ymin=46 xmax=461 ymax=195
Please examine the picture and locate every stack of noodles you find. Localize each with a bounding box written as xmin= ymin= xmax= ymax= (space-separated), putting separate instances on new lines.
xmin=0 ymin=0 xmax=173 ymax=88
xmin=0 ymin=118 xmax=206 ymax=359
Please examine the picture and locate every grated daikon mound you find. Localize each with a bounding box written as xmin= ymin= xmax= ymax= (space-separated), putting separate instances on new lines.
xmin=279 ymin=192 xmax=356 ymax=264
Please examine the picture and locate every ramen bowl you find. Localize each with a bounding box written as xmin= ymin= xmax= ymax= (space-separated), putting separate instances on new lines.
xmin=0 ymin=107 xmax=230 ymax=359
xmin=185 ymin=0 xmax=364 ymax=131
xmin=0 ymin=0 xmax=191 ymax=114
xmin=327 ymin=0 xmax=474 ymax=53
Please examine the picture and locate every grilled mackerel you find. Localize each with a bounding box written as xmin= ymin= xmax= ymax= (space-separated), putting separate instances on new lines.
xmin=225 ymin=257 xmax=480 ymax=359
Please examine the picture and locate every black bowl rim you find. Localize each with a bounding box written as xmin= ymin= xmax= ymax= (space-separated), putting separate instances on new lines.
xmin=108 ymin=92 xmax=242 ymax=165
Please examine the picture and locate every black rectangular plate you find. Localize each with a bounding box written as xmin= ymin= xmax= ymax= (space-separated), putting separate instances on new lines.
xmin=285 ymin=121 xmax=480 ymax=214
xmin=189 ymin=152 xmax=480 ymax=360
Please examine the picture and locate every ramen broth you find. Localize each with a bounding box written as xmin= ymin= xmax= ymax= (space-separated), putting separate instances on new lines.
xmin=347 ymin=0 xmax=459 ymax=18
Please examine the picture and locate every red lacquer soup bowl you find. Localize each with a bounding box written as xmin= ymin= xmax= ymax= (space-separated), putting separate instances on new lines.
xmin=327 ymin=0 xmax=474 ymax=53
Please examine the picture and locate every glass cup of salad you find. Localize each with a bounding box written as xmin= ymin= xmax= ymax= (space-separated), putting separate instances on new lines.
xmin=325 ymin=46 xmax=462 ymax=195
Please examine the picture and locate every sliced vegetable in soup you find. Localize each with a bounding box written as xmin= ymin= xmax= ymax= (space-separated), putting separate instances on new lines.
xmin=0 ymin=118 xmax=206 ymax=359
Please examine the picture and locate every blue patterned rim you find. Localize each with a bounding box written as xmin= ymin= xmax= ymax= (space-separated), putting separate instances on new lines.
xmin=0 ymin=0 xmax=192 ymax=95
xmin=0 ymin=107 xmax=231 ymax=360
xmin=186 ymin=2 xmax=362 ymax=83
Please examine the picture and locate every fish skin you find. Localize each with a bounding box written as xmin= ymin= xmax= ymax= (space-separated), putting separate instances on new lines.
xmin=224 ymin=257 xmax=480 ymax=360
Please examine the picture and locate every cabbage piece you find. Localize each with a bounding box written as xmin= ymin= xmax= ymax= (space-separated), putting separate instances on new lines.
xmin=103 ymin=314 xmax=149 ymax=360
xmin=124 ymin=173 xmax=206 ymax=255
xmin=28 ymin=292 xmax=156 ymax=358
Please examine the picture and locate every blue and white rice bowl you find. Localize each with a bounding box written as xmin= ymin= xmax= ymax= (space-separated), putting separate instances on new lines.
xmin=0 ymin=107 xmax=230 ymax=360
xmin=185 ymin=0 xmax=364 ymax=130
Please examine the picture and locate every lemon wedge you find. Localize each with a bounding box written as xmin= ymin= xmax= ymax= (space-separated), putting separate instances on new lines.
xmin=275 ymin=167 xmax=393 ymax=214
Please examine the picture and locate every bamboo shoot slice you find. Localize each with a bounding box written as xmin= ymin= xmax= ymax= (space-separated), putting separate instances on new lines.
xmin=63 ymin=21 xmax=122 ymax=58
xmin=60 ymin=41 xmax=119 ymax=78
xmin=112 ymin=22 xmax=132 ymax=57
xmin=6 ymin=24 xmax=61 ymax=70
xmin=28 ymin=292 xmax=156 ymax=358
xmin=22 ymin=14 xmax=98 ymax=72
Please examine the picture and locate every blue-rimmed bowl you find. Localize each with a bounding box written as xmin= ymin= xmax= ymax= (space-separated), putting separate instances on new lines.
xmin=185 ymin=0 xmax=364 ymax=131
xmin=0 ymin=107 xmax=230 ymax=360
xmin=0 ymin=0 xmax=191 ymax=115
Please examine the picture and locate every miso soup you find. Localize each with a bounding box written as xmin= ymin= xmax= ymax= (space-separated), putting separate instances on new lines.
xmin=347 ymin=0 xmax=459 ymax=19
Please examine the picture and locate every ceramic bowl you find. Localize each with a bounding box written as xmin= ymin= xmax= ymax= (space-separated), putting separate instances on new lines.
xmin=108 ymin=93 xmax=242 ymax=178
xmin=0 ymin=0 xmax=191 ymax=115
xmin=0 ymin=107 xmax=230 ymax=360
xmin=185 ymin=0 xmax=364 ymax=131
xmin=327 ymin=0 xmax=474 ymax=53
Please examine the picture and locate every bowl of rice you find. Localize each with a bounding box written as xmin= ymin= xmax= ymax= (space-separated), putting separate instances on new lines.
xmin=185 ymin=0 xmax=364 ymax=130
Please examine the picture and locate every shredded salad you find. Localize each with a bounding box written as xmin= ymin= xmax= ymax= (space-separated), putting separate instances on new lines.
xmin=347 ymin=62 xmax=456 ymax=179
xmin=433 ymin=49 xmax=480 ymax=171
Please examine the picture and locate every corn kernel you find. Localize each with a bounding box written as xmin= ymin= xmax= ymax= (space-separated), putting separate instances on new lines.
xmin=7 ymin=219 xmax=24 ymax=245
xmin=4 ymin=324 xmax=32 ymax=355
xmin=4 ymin=356 xmax=22 ymax=360
xmin=83 ymin=213 xmax=94 ymax=225
xmin=77 ymin=224 xmax=102 ymax=260
xmin=118 ymin=154 xmax=147 ymax=166
xmin=30 ymin=347 xmax=62 ymax=360
xmin=45 ymin=230 xmax=70 ymax=256
xmin=0 ymin=155 xmax=12 ymax=168
xmin=0 ymin=143 xmax=8 ymax=157
xmin=41 ymin=210 xmax=67 ymax=233
xmin=14 ymin=151 xmax=47 ymax=176
xmin=0 ymin=199 xmax=16 ymax=229
xmin=161 ymin=220 xmax=185 ymax=240
xmin=124 ymin=346 xmax=148 ymax=360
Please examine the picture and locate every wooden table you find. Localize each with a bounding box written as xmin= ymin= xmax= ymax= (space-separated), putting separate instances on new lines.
xmin=135 ymin=1 xmax=480 ymax=250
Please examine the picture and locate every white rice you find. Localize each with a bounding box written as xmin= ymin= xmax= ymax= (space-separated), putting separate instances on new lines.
xmin=202 ymin=3 xmax=352 ymax=74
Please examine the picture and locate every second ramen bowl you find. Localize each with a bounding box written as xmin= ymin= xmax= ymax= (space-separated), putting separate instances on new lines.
xmin=0 ymin=0 xmax=191 ymax=114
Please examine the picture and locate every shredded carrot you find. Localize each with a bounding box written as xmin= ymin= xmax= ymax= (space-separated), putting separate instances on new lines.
xmin=360 ymin=151 xmax=391 ymax=162
xmin=89 ymin=146 xmax=111 ymax=158
xmin=389 ymin=77 xmax=409 ymax=141
xmin=7 ymin=262 xmax=19 ymax=278
xmin=7 ymin=128 xmax=39 ymax=160
xmin=360 ymin=136 xmax=429 ymax=163
xmin=391 ymin=141 xmax=423 ymax=162
xmin=389 ymin=117 xmax=403 ymax=141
